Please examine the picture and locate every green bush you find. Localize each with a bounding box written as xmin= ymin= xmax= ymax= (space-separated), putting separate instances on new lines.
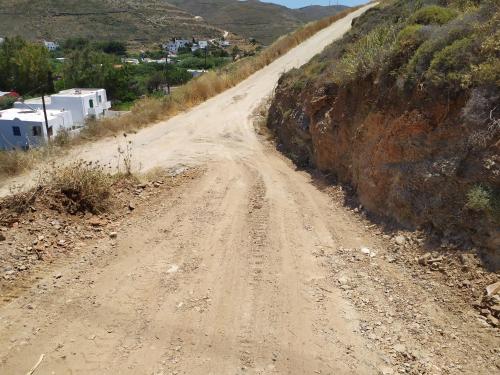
xmin=410 ymin=5 xmax=458 ymax=25
xmin=404 ymin=20 xmax=470 ymax=82
xmin=334 ymin=25 xmax=397 ymax=84
xmin=467 ymin=185 xmax=500 ymax=222
xmin=396 ymin=24 xmax=425 ymax=50
xmin=426 ymin=37 xmax=475 ymax=88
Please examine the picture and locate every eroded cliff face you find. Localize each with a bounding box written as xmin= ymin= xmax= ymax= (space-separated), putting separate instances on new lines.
xmin=268 ymin=76 xmax=500 ymax=250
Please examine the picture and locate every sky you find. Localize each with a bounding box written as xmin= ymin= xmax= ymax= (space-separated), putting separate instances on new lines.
xmin=261 ymin=0 xmax=369 ymax=8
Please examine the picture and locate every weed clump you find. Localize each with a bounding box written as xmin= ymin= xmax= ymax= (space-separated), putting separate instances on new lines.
xmin=409 ymin=5 xmax=458 ymax=26
xmin=467 ymin=185 xmax=500 ymax=222
xmin=46 ymin=160 xmax=113 ymax=214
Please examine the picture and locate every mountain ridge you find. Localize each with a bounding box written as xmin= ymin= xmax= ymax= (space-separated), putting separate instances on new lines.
xmin=168 ymin=0 xmax=348 ymax=44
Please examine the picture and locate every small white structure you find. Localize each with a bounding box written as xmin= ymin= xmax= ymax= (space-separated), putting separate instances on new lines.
xmin=199 ymin=41 xmax=208 ymax=49
xmin=143 ymin=57 xmax=168 ymax=64
xmin=0 ymin=37 xmax=4 ymax=45
xmin=123 ymin=58 xmax=140 ymax=65
xmin=0 ymin=108 xmax=72 ymax=150
xmin=187 ymin=69 xmax=207 ymax=78
xmin=14 ymin=88 xmax=111 ymax=125
xmin=43 ymin=40 xmax=59 ymax=51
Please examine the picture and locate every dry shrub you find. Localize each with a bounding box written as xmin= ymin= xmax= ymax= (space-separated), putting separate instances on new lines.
xmin=45 ymin=160 xmax=113 ymax=214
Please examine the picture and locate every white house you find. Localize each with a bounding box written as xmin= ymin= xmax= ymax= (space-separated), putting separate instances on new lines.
xmin=43 ymin=41 xmax=59 ymax=51
xmin=198 ymin=41 xmax=208 ymax=49
xmin=164 ymin=39 xmax=190 ymax=54
xmin=14 ymin=88 xmax=111 ymax=126
xmin=0 ymin=108 xmax=72 ymax=150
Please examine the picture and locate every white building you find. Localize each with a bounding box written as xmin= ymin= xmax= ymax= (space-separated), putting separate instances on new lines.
xmin=164 ymin=39 xmax=190 ymax=54
xmin=0 ymin=108 xmax=72 ymax=150
xmin=123 ymin=58 xmax=140 ymax=65
xmin=143 ymin=57 xmax=168 ymax=64
xmin=43 ymin=41 xmax=59 ymax=51
xmin=187 ymin=69 xmax=207 ymax=78
xmin=198 ymin=41 xmax=208 ymax=49
xmin=14 ymin=88 xmax=111 ymax=125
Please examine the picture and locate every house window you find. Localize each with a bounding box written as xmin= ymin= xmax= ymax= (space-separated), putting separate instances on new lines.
xmin=12 ymin=126 xmax=21 ymax=136
xmin=32 ymin=126 xmax=42 ymax=136
xmin=98 ymin=95 xmax=102 ymax=104
xmin=89 ymin=99 xmax=94 ymax=108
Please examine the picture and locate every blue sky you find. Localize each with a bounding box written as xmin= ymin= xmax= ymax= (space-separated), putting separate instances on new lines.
xmin=261 ymin=0 xmax=369 ymax=8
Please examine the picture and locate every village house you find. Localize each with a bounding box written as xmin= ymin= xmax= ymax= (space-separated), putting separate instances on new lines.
xmin=163 ymin=39 xmax=190 ymax=54
xmin=43 ymin=40 xmax=59 ymax=51
xmin=199 ymin=41 xmax=208 ymax=49
xmin=14 ymin=88 xmax=111 ymax=126
xmin=0 ymin=107 xmax=72 ymax=150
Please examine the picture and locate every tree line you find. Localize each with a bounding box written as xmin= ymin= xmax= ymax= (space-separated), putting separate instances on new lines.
xmin=0 ymin=37 xmax=192 ymax=104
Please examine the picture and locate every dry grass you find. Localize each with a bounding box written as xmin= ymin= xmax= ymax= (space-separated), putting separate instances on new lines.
xmin=0 ymin=6 xmax=360 ymax=178
xmin=0 ymin=146 xmax=63 ymax=179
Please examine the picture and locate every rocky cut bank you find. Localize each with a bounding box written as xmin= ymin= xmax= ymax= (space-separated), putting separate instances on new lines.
xmin=267 ymin=0 xmax=499 ymax=252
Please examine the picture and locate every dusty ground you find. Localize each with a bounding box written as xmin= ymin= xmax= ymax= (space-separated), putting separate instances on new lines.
xmin=0 ymin=4 xmax=499 ymax=374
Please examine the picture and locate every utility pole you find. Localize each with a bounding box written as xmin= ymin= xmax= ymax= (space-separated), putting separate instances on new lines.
xmin=164 ymin=49 xmax=171 ymax=95
xmin=41 ymin=93 xmax=51 ymax=140
xmin=204 ymin=46 xmax=207 ymax=71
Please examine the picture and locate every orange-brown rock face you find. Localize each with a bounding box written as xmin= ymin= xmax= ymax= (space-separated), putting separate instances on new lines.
xmin=268 ymin=77 xmax=499 ymax=250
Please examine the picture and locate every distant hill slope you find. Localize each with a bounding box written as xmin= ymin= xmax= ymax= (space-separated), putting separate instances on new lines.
xmin=0 ymin=0 xmax=223 ymax=46
xmin=168 ymin=0 xmax=347 ymax=44
xmin=295 ymin=5 xmax=349 ymax=23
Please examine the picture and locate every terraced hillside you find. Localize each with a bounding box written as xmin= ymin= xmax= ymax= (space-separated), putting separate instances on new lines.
xmin=169 ymin=0 xmax=347 ymax=44
xmin=0 ymin=0 xmax=223 ymax=46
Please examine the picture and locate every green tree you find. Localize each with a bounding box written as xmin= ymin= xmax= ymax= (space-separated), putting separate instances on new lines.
xmin=0 ymin=37 xmax=51 ymax=94
xmin=62 ymin=48 xmax=134 ymax=101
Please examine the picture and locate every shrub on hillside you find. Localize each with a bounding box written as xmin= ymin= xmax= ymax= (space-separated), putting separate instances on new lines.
xmin=47 ymin=160 xmax=113 ymax=214
xmin=426 ymin=37 xmax=476 ymax=89
xmin=467 ymin=185 xmax=500 ymax=222
xmin=409 ymin=5 xmax=458 ymax=25
xmin=334 ymin=25 xmax=398 ymax=84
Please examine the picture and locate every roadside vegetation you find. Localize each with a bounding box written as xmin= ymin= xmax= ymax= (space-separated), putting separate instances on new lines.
xmin=270 ymin=0 xmax=499 ymax=248
xmin=0 ymin=6 xmax=359 ymax=179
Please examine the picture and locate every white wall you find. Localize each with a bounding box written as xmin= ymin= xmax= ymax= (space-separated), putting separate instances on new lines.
xmin=0 ymin=117 xmax=61 ymax=150
xmin=14 ymin=89 xmax=110 ymax=126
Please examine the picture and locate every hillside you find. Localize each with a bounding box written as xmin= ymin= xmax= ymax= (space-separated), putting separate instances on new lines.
xmin=0 ymin=0 xmax=223 ymax=46
xmin=268 ymin=0 xmax=500 ymax=252
xmin=295 ymin=5 xmax=350 ymax=23
xmin=168 ymin=0 xmax=347 ymax=44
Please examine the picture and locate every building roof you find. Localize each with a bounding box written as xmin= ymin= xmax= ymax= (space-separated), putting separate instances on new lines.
xmin=0 ymin=108 xmax=65 ymax=122
xmin=22 ymin=89 xmax=104 ymax=105
xmin=54 ymin=88 xmax=103 ymax=97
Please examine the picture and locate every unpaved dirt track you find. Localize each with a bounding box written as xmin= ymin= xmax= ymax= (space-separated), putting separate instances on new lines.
xmin=1 ymin=4 xmax=499 ymax=375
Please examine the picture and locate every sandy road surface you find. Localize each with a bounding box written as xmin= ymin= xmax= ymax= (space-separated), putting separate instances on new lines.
xmin=1 ymin=4 xmax=499 ymax=375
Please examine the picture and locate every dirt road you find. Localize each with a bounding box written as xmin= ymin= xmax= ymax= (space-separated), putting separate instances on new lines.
xmin=0 ymin=4 xmax=499 ymax=375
